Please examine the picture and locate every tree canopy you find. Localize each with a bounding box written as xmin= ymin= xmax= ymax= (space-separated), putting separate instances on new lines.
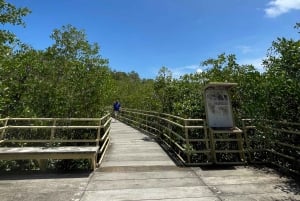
xmin=0 ymin=0 xmax=299 ymax=123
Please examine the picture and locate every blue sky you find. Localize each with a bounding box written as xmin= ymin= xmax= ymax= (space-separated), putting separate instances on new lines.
xmin=6 ymin=0 xmax=300 ymax=78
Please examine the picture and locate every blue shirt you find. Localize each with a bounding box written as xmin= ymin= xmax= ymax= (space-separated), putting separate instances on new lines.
xmin=113 ymin=102 xmax=121 ymax=111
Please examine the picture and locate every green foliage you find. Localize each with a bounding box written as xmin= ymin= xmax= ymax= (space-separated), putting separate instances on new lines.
xmin=110 ymin=70 xmax=159 ymax=111
xmin=262 ymin=25 xmax=300 ymax=121
xmin=152 ymin=24 xmax=299 ymax=122
xmin=153 ymin=55 xmax=264 ymax=120
xmin=171 ymin=74 xmax=205 ymax=118
xmin=47 ymin=24 xmax=104 ymax=63
xmin=1 ymin=24 xmax=112 ymax=118
xmin=154 ymin=67 xmax=175 ymax=113
xmin=0 ymin=0 xmax=30 ymax=58
xmin=0 ymin=0 xmax=32 ymax=117
xmin=0 ymin=0 xmax=30 ymax=26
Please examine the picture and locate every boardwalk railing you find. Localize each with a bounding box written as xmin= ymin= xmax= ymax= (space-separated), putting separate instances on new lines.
xmin=118 ymin=109 xmax=300 ymax=174
xmin=242 ymin=119 xmax=268 ymax=164
xmin=243 ymin=119 xmax=300 ymax=175
xmin=118 ymin=108 xmax=245 ymax=166
xmin=0 ymin=114 xmax=111 ymax=170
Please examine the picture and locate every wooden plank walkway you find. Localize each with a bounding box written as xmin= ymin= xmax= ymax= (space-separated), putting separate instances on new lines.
xmin=0 ymin=120 xmax=299 ymax=201
xmin=81 ymin=120 xmax=300 ymax=201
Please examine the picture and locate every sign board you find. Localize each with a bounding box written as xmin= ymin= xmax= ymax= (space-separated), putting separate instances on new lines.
xmin=204 ymin=82 xmax=237 ymax=128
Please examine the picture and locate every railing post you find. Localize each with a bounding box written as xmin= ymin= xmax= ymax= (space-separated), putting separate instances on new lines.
xmin=97 ymin=118 xmax=102 ymax=147
xmin=203 ymin=120 xmax=210 ymax=161
xmin=0 ymin=118 xmax=9 ymax=140
xmin=39 ymin=118 xmax=55 ymax=171
xmin=50 ymin=118 xmax=56 ymax=145
xmin=242 ymin=119 xmax=252 ymax=163
xmin=208 ymin=128 xmax=217 ymax=163
xmin=145 ymin=113 xmax=148 ymax=133
xmin=184 ymin=119 xmax=191 ymax=164
xmin=237 ymin=130 xmax=246 ymax=163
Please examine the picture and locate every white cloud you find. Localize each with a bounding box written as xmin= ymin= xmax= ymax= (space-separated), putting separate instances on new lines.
xmin=236 ymin=45 xmax=254 ymax=54
xmin=181 ymin=64 xmax=199 ymax=70
xmin=169 ymin=64 xmax=203 ymax=78
xmin=265 ymin=0 xmax=300 ymax=17
xmin=238 ymin=57 xmax=265 ymax=72
xmin=167 ymin=57 xmax=266 ymax=79
xmin=196 ymin=68 xmax=203 ymax=74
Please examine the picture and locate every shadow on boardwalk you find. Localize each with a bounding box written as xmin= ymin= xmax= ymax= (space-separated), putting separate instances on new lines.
xmin=0 ymin=170 xmax=93 ymax=201
xmin=0 ymin=170 xmax=91 ymax=180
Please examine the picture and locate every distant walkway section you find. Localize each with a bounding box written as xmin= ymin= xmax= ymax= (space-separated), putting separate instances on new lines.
xmin=100 ymin=120 xmax=175 ymax=168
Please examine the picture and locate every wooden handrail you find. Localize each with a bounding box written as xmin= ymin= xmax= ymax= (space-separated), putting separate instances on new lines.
xmin=242 ymin=118 xmax=300 ymax=175
xmin=7 ymin=117 xmax=104 ymax=121
xmin=1 ymin=115 xmax=111 ymax=143
xmin=121 ymin=109 xmax=300 ymax=173
xmin=0 ymin=114 xmax=112 ymax=170
xmin=7 ymin=125 xmax=101 ymax=129
xmin=119 ymin=108 xmax=209 ymax=165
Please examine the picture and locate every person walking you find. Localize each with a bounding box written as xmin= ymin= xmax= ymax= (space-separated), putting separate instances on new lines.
xmin=113 ymin=100 xmax=121 ymax=120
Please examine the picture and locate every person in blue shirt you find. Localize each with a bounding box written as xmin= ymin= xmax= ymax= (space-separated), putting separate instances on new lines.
xmin=113 ymin=100 xmax=121 ymax=119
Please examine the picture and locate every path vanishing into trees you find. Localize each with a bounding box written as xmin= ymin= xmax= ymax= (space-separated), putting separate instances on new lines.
xmin=0 ymin=120 xmax=299 ymax=201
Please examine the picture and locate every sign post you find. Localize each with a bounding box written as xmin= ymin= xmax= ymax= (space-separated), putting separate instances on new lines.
xmin=203 ymin=82 xmax=245 ymax=164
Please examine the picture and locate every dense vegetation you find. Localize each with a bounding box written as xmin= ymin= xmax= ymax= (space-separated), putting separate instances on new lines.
xmin=0 ymin=1 xmax=299 ymax=171
xmin=0 ymin=1 xmax=299 ymax=123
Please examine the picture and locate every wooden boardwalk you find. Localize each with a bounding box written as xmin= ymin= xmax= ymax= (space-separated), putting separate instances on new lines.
xmin=0 ymin=120 xmax=299 ymax=201
xmin=80 ymin=120 xmax=300 ymax=201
